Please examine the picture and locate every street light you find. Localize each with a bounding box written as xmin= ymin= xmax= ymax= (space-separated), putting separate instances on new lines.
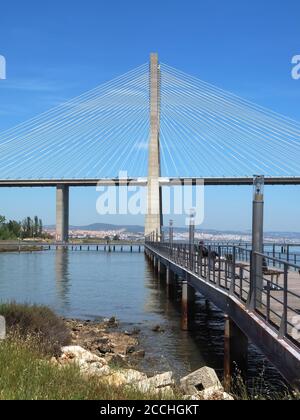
xmin=251 ymin=175 xmax=265 ymax=308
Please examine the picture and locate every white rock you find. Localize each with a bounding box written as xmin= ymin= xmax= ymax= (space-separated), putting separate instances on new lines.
xmin=197 ymin=386 xmax=234 ymax=401
xmin=81 ymin=363 xmax=111 ymax=377
xmin=61 ymin=345 xmax=107 ymax=365
xmin=59 ymin=345 xmax=109 ymax=377
xmin=135 ymin=371 xmax=174 ymax=393
xmin=180 ymin=367 xmax=222 ymax=395
xmin=104 ymin=369 xmax=147 ymax=387
xmin=153 ymin=386 xmax=175 ymax=399
xmin=182 ymin=394 xmax=201 ymax=400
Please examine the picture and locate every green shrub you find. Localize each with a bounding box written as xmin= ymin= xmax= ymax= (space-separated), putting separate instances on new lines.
xmin=0 ymin=303 xmax=70 ymax=356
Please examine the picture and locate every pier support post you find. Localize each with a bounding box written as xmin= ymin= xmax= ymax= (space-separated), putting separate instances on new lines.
xmin=251 ymin=176 xmax=264 ymax=307
xmin=166 ymin=265 xmax=175 ymax=298
xmin=181 ymin=279 xmax=196 ymax=331
xmin=56 ymin=185 xmax=69 ymax=243
xmin=224 ymin=315 xmax=248 ymax=391
xmin=157 ymin=260 xmax=161 ymax=276
xmin=166 ymin=266 xmax=170 ymax=296
xmin=153 ymin=256 xmax=157 ymax=271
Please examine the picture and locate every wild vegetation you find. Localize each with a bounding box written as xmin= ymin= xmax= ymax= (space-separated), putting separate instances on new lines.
xmin=0 ymin=302 xmax=70 ymax=356
xmin=0 ymin=336 xmax=160 ymax=400
xmin=0 ymin=303 xmax=298 ymax=400
xmin=0 ymin=214 xmax=49 ymax=240
xmin=231 ymin=372 xmax=300 ymax=401
xmin=0 ymin=303 xmax=161 ymax=400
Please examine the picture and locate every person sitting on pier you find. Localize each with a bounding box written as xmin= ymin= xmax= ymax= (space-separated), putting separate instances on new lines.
xmin=198 ymin=241 xmax=219 ymax=260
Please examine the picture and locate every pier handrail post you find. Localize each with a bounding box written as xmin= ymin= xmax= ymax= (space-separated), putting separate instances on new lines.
xmin=247 ymin=250 xmax=258 ymax=310
xmin=279 ymin=263 xmax=289 ymax=339
xmin=189 ymin=210 xmax=195 ymax=270
xmin=169 ymin=219 xmax=174 ymax=258
xmin=229 ymin=246 xmax=236 ymax=295
xmin=218 ymin=245 xmax=221 ymax=287
xmin=252 ymin=175 xmax=264 ymax=307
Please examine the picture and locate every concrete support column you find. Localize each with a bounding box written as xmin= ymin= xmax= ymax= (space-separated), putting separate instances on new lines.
xmin=56 ymin=185 xmax=69 ymax=243
xmin=224 ymin=315 xmax=248 ymax=391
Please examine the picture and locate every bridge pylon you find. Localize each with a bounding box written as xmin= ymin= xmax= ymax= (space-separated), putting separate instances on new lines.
xmin=145 ymin=53 xmax=163 ymax=238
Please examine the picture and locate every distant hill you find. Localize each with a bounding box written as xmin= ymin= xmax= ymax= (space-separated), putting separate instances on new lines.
xmin=46 ymin=223 xmax=144 ymax=233
xmin=44 ymin=223 xmax=300 ymax=239
xmin=73 ymin=223 xmax=144 ymax=233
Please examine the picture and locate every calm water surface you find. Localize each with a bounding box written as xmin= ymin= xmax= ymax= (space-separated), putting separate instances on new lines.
xmin=0 ymin=249 xmax=286 ymax=389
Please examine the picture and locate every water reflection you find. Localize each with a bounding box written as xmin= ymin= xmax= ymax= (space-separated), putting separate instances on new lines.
xmin=55 ymin=248 xmax=70 ymax=311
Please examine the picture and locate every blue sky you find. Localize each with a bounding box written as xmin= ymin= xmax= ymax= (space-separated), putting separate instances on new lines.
xmin=0 ymin=0 xmax=300 ymax=231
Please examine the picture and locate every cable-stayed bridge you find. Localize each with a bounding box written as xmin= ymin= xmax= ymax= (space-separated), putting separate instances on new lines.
xmin=0 ymin=54 xmax=300 ymax=240
xmin=1 ymin=54 xmax=300 ymax=389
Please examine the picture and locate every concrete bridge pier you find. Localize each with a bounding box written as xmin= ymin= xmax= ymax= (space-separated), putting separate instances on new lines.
xmin=56 ymin=185 xmax=69 ymax=243
xmin=224 ymin=315 xmax=248 ymax=391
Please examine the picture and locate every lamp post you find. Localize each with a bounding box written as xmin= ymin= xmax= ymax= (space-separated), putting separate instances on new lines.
xmin=251 ymin=175 xmax=264 ymax=307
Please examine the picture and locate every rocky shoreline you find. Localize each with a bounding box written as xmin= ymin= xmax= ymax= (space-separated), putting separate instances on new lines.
xmin=52 ymin=317 xmax=233 ymax=400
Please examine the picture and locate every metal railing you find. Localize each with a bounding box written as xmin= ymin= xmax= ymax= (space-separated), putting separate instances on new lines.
xmin=145 ymin=236 xmax=300 ymax=349
xmin=203 ymin=241 xmax=300 ymax=267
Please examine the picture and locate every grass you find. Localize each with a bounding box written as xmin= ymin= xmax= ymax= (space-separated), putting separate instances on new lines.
xmin=231 ymin=370 xmax=300 ymax=401
xmin=0 ymin=303 xmax=298 ymax=400
xmin=0 ymin=303 xmax=173 ymax=400
xmin=0 ymin=302 xmax=70 ymax=356
xmin=0 ymin=336 xmax=162 ymax=400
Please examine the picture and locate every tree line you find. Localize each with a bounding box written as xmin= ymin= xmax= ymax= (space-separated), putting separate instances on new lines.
xmin=0 ymin=215 xmax=48 ymax=240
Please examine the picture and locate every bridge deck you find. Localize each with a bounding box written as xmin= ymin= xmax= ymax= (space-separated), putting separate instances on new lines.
xmin=1 ymin=176 xmax=300 ymax=187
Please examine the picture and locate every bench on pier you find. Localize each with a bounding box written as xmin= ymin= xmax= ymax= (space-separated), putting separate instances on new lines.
xmin=262 ymin=258 xmax=284 ymax=287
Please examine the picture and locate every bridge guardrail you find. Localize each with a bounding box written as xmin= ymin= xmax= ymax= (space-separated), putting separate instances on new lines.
xmin=204 ymin=241 xmax=300 ymax=268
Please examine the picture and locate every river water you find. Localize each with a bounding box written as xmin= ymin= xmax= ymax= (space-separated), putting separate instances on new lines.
xmin=0 ymin=249 xmax=286 ymax=392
